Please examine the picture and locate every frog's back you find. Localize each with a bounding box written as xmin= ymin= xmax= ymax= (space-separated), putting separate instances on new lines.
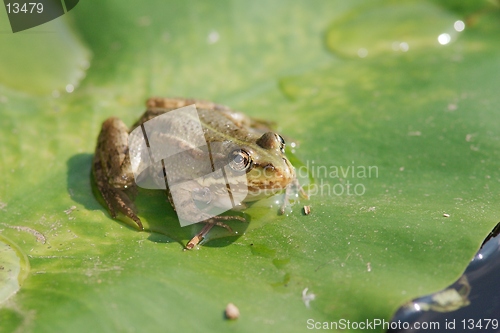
xmin=131 ymin=97 xmax=258 ymax=144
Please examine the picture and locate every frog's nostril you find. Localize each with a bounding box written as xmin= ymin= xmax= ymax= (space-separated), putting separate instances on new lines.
xmin=264 ymin=164 xmax=275 ymax=171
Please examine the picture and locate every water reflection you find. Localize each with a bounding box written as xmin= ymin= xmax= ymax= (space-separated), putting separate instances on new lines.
xmin=389 ymin=223 xmax=500 ymax=332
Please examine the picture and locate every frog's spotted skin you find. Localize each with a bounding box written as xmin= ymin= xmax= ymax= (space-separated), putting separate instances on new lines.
xmin=93 ymin=117 xmax=142 ymax=228
xmin=92 ymin=98 xmax=296 ymax=246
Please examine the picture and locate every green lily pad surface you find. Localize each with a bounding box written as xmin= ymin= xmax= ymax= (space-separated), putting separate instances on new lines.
xmin=1 ymin=0 xmax=500 ymax=332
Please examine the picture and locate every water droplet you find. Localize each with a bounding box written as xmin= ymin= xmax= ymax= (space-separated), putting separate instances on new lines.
xmin=207 ymin=30 xmax=220 ymax=44
xmin=454 ymin=20 xmax=465 ymax=32
xmin=325 ymin=2 xmax=460 ymax=58
xmin=357 ymin=48 xmax=368 ymax=58
xmin=399 ymin=42 xmax=409 ymax=52
xmin=162 ymin=32 xmax=171 ymax=42
xmin=437 ymin=33 xmax=451 ymax=45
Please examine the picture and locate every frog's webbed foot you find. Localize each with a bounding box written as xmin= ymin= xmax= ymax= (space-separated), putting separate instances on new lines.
xmin=100 ymin=183 xmax=143 ymax=230
xmin=94 ymin=158 xmax=144 ymax=230
xmin=204 ymin=215 xmax=247 ymax=232
xmin=279 ymin=178 xmax=308 ymax=215
xmin=185 ymin=215 xmax=246 ymax=250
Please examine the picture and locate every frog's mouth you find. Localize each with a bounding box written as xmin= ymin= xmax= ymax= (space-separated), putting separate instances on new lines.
xmin=245 ymin=162 xmax=296 ymax=200
xmin=245 ymin=183 xmax=287 ymax=201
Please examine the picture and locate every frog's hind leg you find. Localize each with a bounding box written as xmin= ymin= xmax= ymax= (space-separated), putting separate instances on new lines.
xmin=96 ymin=179 xmax=142 ymax=230
xmin=100 ymin=180 xmax=143 ymax=230
xmin=93 ymin=117 xmax=144 ymax=230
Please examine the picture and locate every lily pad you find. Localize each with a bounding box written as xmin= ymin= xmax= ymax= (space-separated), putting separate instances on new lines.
xmin=0 ymin=0 xmax=499 ymax=332
xmin=0 ymin=11 xmax=90 ymax=95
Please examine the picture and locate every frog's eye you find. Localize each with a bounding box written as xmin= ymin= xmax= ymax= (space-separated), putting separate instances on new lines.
xmin=228 ymin=149 xmax=252 ymax=172
xmin=257 ymin=132 xmax=286 ymax=154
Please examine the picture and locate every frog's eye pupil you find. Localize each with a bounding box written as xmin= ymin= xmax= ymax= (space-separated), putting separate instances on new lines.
xmin=234 ymin=154 xmax=243 ymax=164
xmin=229 ymin=149 xmax=252 ymax=172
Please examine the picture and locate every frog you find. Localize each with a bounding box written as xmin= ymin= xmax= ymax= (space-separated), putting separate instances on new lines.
xmin=92 ymin=97 xmax=299 ymax=249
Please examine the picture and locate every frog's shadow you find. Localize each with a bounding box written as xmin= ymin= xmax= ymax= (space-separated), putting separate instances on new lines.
xmin=67 ymin=153 xmax=248 ymax=248
xmin=67 ymin=153 xmax=102 ymax=212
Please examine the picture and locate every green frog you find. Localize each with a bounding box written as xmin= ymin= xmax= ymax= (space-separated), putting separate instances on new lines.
xmin=93 ymin=98 xmax=298 ymax=249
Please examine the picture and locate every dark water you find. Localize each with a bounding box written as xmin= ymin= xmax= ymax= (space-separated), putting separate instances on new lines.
xmin=389 ymin=223 xmax=500 ymax=333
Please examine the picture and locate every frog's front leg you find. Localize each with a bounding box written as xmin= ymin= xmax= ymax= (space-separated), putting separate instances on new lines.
xmin=167 ymin=181 xmax=246 ymax=249
xmin=93 ymin=117 xmax=143 ymax=230
xmin=279 ymin=177 xmax=309 ymax=215
xmin=185 ymin=215 xmax=247 ymax=250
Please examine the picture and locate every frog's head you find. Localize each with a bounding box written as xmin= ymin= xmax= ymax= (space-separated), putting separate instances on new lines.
xmin=227 ymin=132 xmax=296 ymax=201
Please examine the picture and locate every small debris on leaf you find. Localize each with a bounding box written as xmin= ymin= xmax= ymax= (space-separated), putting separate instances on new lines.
xmin=303 ymin=205 xmax=311 ymax=215
xmin=225 ymin=303 xmax=240 ymax=320
xmin=64 ymin=206 xmax=77 ymax=215
xmin=302 ymin=288 xmax=316 ymax=308
xmin=8 ymin=225 xmax=46 ymax=244
xmin=443 ymin=213 xmax=450 ymax=218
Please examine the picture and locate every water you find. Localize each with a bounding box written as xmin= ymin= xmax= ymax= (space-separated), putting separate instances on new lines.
xmin=325 ymin=2 xmax=462 ymax=58
xmin=0 ymin=16 xmax=91 ymax=95
xmin=389 ymin=223 xmax=500 ymax=332
xmin=0 ymin=235 xmax=29 ymax=304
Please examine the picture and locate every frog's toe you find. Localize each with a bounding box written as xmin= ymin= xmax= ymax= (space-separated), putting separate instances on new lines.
xmin=215 ymin=214 xmax=247 ymax=224
xmin=214 ymin=221 xmax=233 ymax=233
xmin=203 ymin=218 xmax=234 ymax=233
xmin=98 ymin=187 xmax=120 ymax=219
xmin=186 ymin=223 xmax=214 ymax=250
xmin=102 ymin=186 xmax=143 ymax=230
xmin=123 ymin=209 xmax=144 ymax=230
